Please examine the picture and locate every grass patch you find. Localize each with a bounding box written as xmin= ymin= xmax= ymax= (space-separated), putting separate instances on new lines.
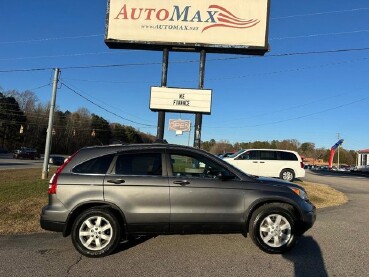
xmin=297 ymin=181 xmax=348 ymax=209
xmin=0 ymin=168 xmax=347 ymax=235
xmin=0 ymin=168 xmax=55 ymax=235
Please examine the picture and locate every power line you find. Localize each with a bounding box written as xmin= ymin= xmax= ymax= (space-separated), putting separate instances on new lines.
xmin=0 ymin=34 xmax=103 ymax=45
xmin=61 ymin=82 xmax=156 ymax=128
xmin=62 ymin=55 xmax=369 ymax=84
xmin=271 ymin=7 xmax=369 ymax=20
xmin=0 ymin=6 xmax=367 ymax=46
xmin=61 ymin=80 xmax=154 ymax=124
xmin=1 ymin=46 xmax=369 ymax=73
xmin=2 ymin=28 xmax=369 ymax=63
xmin=207 ymin=94 xmax=369 ymax=129
xmin=271 ymin=29 xmax=369 ymax=41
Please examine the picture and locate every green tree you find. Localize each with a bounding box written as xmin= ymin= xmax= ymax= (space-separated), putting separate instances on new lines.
xmin=0 ymin=93 xmax=26 ymax=150
xmin=209 ymin=140 xmax=234 ymax=155
xmin=91 ymin=114 xmax=112 ymax=145
xmin=300 ymin=142 xmax=316 ymax=157
xmin=111 ymin=123 xmax=129 ymax=143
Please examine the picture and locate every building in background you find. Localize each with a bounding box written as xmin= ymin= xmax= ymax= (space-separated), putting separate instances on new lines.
xmin=356 ymin=149 xmax=369 ymax=172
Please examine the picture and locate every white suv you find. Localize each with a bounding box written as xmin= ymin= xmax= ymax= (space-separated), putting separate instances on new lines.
xmin=223 ymin=149 xmax=305 ymax=181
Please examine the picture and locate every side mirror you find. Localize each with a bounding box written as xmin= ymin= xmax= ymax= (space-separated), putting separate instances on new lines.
xmin=217 ymin=171 xmax=235 ymax=180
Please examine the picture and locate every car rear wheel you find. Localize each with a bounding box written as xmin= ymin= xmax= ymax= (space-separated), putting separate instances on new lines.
xmin=249 ymin=203 xmax=297 ymax=254
xmin=280 ymin=169 xmax=295 ymax=182
xmin=71 ymin=208 xmax=121 ymax=258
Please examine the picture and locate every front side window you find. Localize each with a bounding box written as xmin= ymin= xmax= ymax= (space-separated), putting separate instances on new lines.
xmin=115 ymin=153 xmax=162 ymax=176
xmin=239 ymin=150 xmax=258 ymax=160
xmin=170 ymin=154 xmax=230 ymax=179
xmin=73 ymin=154 xmax=115 ymax=174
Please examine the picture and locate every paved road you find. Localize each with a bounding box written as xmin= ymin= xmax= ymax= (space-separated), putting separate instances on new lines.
xmin=0 ymin=154 xmax=44 ymax=170
xmin=0 ymin=171 xmax=368 ymax=277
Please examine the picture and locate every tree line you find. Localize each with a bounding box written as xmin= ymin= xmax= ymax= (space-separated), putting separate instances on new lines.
xmin=0 ymin=87 xmax=357 ymax=165
xmin=201 ymin=139 xmax=357 ymax=166
xmin=0 ymin=89 xmax=155 ymax=155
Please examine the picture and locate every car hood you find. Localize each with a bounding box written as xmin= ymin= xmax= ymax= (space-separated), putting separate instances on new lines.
xmin=256 ymin=176 xmax=304 ymax=190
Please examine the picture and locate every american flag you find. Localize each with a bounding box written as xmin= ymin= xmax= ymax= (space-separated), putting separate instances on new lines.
xmin=202 ymin=5 xmax=260 ymax=32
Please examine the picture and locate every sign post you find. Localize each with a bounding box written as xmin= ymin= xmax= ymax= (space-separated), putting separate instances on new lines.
xmin=157 ymin=48 xmax=169 ymax=141
xmin=194 ymin=50 xmax=206 ymax=148
xmin=105 ymin=0 xmax=270 ymax=148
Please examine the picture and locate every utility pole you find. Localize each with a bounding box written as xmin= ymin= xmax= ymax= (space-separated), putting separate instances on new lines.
xmin=42 ymin=68 xmax=60 ymax=179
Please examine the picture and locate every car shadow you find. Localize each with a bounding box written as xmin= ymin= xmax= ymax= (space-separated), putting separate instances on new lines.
xmin=283 ymin=236 xmax=328 ymax=277
xmin=114 ymin=235 xmax=157 ymax=254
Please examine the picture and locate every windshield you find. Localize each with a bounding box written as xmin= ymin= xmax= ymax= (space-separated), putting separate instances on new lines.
xmin=227 ymin=149 xmax=245 ymax=158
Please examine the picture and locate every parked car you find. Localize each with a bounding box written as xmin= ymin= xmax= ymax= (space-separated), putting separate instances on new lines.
xmin=40 ymin=143 xmax=316 ymax=257
xmin=13 ymin=147 xmax=40 ymax=160
xmin=218 ymin=152 xmax=235 ymax=159
xmin=223 ymin=149 xmax=305 ymax=182
xmin=49 ymin=155 xmax=65 ymax=166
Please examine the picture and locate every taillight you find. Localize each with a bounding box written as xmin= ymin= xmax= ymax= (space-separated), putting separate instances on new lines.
xmin=48 ymin=174 xmax=58 ymax=194
xmin=300 ymin=162 xmax=304 ymax=168
xmin=48 ymin=151 xmax=79 ymax=194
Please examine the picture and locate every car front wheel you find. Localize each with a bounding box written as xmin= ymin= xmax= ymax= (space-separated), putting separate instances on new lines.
xmin=71 ymin=208 xmax=121 ymax=258
xmin=249 ymin=203 xmax=297 ymax=254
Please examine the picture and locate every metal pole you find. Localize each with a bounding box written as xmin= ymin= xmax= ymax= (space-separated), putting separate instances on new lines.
xmin=337 ymin=133 xmax=340 ymax=169
xmin=156 ymin=48 xmax=169 ymax=141
xmin=194 ymin=49 xmax=206 ymax=148
xmin=42 ymin=68 xmax=60 ymax=179
xmin=188 ymin=123 xmax=191 ymax=146
xmin=338 ymin=146 xmax=340 ymax=169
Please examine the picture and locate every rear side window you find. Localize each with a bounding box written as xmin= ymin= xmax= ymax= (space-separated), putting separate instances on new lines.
xmin=72 ymin=154 xmax=115 ymax=174
xmin=279 ymin=152 xmax=298 ymax=161
xmin=115 ymin=153 xmax=162 ymax=176
xmin=260 ymin=151 xmax=277 ymax=160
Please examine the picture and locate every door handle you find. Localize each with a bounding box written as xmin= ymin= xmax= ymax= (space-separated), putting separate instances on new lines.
xmin=260 ymin=162 xmax=265 ymax=163
xmin=253 ymin=161 xmax=258 ymax=163
xmin=173 ymin=180 xmax=190 ymax=185
xmin=107 ymin=179 xmax=125 ymax=184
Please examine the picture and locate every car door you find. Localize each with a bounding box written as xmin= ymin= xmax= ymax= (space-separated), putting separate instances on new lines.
xmin=233 ymin=150 xmax=260 ymax=176
xmin=103 ymin=150 xmax=170 ymax=233
xmin=258 ymin=150 xmax=278 ymax=177
xmin=167 ymin=150 xmax=246 ymax=234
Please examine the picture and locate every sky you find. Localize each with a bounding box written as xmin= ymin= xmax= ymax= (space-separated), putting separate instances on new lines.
xmin=0 ymin=0 xmax=368 ymax=151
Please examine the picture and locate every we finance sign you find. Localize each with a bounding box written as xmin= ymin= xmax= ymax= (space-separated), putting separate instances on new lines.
xmin=105 ymin=0 xmax=270 ymax=55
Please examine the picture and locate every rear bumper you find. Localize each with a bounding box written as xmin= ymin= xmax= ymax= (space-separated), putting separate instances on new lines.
xmin=295 ymin=168 xmax=306 ymax=178
xmin=40 ymin=204 xmax=68 ymax=233
xmin=40 ymin=219 xmax=65 ymax=233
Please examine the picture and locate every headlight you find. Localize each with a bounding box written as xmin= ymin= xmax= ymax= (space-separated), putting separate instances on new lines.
xmin=289 ymin=187 xmax=309 ymax=201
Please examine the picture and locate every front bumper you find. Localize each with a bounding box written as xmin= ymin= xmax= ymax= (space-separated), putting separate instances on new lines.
xmin=296 ymin=206 xmax=316 ymax=235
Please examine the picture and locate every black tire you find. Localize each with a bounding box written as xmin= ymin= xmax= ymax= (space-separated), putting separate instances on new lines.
xmin=280 ymin=169 xmax=295 ymax=182
xmin=71 ymin=208 xmax=121 ymax=258
xmin=249 ymin=203 xmax=297 ymax=254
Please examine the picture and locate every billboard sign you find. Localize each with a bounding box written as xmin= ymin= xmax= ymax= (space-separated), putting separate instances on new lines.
xmin=150 ymin=87 xmax=212 ymax=114
xmin=169 ymin=119 xmax=191 ymax=132
xmin=105 ymin=0 xmax=270 ymax=55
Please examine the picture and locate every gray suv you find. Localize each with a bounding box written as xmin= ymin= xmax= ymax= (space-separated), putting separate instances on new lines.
xmin=40 ymin=143 xmax=316 ymax=257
